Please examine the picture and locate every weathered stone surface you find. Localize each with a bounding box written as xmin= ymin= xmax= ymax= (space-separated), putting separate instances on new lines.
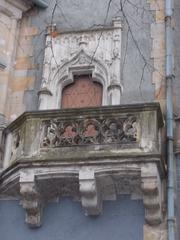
xmin=144 ymin=223 xmax=167 ymax=240
xmin=20 ymin=171 xmax=43 ymax=228
xmin=0 ymin=103 xmax=165 ymax=228
xmin=79 ymin=169 xmax=102 ymax=215
xmin=149 ymin=0 xmax=166 ymax=112
xmin=141 ymin=164 xmax=163 ymax=225
xmin=10 ymin=76 xmax=35 ymax=91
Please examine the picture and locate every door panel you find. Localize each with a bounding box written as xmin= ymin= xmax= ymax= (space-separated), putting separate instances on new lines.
xmin=61 ymin=75 xmax=102 ymax=108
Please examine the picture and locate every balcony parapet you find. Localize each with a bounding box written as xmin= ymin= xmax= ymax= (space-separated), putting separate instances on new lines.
xmin=0 ymin=103 xmax=165 ymax=228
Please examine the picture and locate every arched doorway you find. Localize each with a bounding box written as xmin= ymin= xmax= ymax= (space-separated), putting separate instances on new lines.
xmin=61 ymin=75 xmax=103 ymax=108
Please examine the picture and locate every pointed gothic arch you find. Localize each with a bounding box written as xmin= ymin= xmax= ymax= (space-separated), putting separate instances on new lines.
xmin=39 ymin=50 xmax=110 ymax=109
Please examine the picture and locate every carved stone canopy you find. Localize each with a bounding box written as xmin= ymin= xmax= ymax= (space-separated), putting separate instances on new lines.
xmin=39 ymin=18 xmax=123 ymax=110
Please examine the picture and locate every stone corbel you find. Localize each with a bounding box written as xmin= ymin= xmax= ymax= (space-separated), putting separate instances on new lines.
xmin=141 ymin=164 xmax=162 ymax=225
xmin=20 ymin=172 xmax=43 ymax=228
xmin=79 ymin=169 xmax=102 ymax=215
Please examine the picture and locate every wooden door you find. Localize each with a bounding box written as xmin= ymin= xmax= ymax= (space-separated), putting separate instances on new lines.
xmin=61 ymin=75 xmax=102 ymax=108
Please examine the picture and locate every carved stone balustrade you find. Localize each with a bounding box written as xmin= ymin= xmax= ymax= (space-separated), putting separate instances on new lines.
xmin=0 ymin=103 xmax=165 ymax=227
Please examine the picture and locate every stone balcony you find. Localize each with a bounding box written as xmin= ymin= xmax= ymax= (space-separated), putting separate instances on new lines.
xmin=0 ymin=103 xmax=165 ymax=228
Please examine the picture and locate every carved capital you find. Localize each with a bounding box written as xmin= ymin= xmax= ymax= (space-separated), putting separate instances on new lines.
xmin=79 ymin=170 xmax=102 ymax=215
xmin=38 ymin=87 xmax=53 ymax=96
xmin=141 ymin=165 xmax=162 ymax=225
xmin=20 ymin=172 xmax=43 ymax=228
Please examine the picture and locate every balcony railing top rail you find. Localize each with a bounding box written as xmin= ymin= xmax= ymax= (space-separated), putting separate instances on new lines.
xmin=7 ymin=102 xmax=163 ymax=130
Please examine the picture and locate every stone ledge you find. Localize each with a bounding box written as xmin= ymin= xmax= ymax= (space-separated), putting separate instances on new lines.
xmin=6 ymin=102 xmax=164 ymax=130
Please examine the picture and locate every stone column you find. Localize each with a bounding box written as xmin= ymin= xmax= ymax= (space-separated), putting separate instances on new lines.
xmin=108 ymin=83 xmax=122 ymax=105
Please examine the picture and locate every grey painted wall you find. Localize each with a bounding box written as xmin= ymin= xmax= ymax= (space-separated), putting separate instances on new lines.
xmin=24 ymin=0 xmax=154 ymax=110
xmin=0 ymin=196 xmax=144 ymax=240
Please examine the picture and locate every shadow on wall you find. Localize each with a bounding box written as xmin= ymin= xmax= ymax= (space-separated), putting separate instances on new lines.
xmin=0 ymin=195 xmax=144 ymax=240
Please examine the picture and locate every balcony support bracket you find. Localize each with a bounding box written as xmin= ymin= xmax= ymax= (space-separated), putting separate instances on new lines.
xmin=20 ymin=171 xmax=43 ymax=228
xmin=79 ymin=169 xmax=102 ymax=215
xmin=141 ymin=164 xmax=162 ymax=225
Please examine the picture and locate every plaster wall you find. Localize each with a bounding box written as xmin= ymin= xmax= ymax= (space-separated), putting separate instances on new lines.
xmin=0 ymin=196 xmax=144 ymax=240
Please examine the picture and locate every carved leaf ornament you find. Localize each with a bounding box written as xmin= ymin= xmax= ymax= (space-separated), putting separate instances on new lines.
xmin=41 ymin=116 xmax=137 ymax=147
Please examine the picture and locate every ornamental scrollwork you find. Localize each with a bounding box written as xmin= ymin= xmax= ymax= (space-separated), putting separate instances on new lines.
xmin=41 ymin=115 xmax=138 ymax=148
